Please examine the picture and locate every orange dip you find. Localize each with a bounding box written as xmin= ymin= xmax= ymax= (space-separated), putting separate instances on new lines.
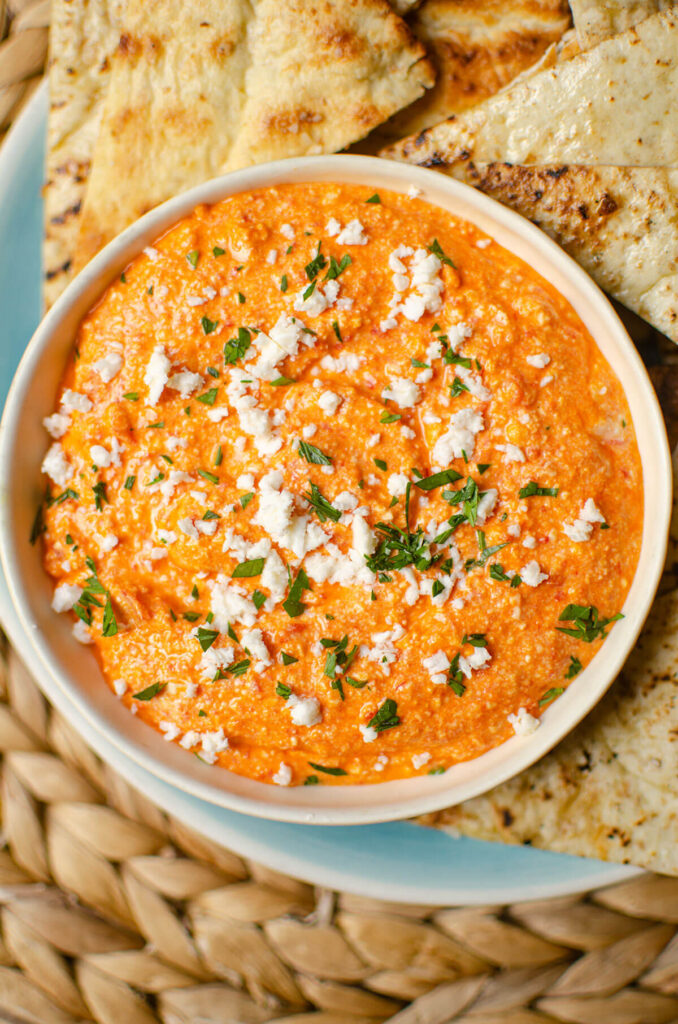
xmin=39 ymin=182 xmax=643 ymax=786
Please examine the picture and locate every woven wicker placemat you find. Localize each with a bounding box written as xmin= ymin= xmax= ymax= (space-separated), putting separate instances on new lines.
xmin=3 ymin=4 xmax=678 ymax=1022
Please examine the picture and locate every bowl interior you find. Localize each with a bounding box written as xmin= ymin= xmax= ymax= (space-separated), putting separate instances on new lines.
xmin=0 ymin=155 xmax=670 ymax=825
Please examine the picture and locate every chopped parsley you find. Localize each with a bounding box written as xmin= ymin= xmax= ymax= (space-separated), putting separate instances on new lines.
xmin=198 ymin=469 xmax=219 ymax=485
xmin=305 ymin=243 xmax=327 ymax=281
xmin=196 ymin=627 xmax=219 ymax=651
xmin=304 ymin=482 xmax=341 ymax=523
xmin=450 ymin=377 xmax=470 ymax=398
xmin=365 ymin=193 xmax=381 ymax=203
xmin=519 ymin=481 xmax=559 ymax=498
xmin=186 ymin=250 xmax=199 ymax=268
xmin=237 ymin=292 xmax=245 ymax=304
xmin=133 ymin=682 xmax=165 ymax=701
xmin=565 ymin=655 xmax=583 ymax=678
xmin=240 ymin=492 xmax=254 ymax=509
xmin=324 ymin=254 xmax=352 ymax=281
xmin=444 ymin=350 xmax=472 ymax=369
xmin=202 ymin=510 xmax=220 ymax=521
xmin=123 ymin=391 xmax=139 ymax=401
xmin=373 ymin=458 xmax=387 ymax=471
xmin=102 ymin=596 xmax=118 ymax=637
xmin=280 ymin=274 xmax=288 ymax=292
xmin=428 ymin=238 xmax=456 ymax=268
xmin=276 ymin=682 xmax=292 ymax=699
xmin=477 ymin=463 xmax=491 ymax=474
xmin=283 ymin=568 xmax=311 ymax=618
xmin=270 ymin=376 xmax=295 ymax=386
xmin=227 ymin=659 xmax=250 ymax=677
xmin=298 ymin=441 xmax=332 ymax=465
xmin=224 ymin=327 xmax=252 ymax=364
xmin=539 ymin=687 xmax=564 ymax=706
xmin=281 ymin=652 xmax=298 ymax=666
xmin=213 ymin=246 xmax=226 ymax=257
xmin=366 ymin=484 xmax=437 ymax=576
xmin=556 ymin=604 xmax=623 ymax=643
xmin=232 ymin=557 xmax=265 ymax=578
xmin=197 ymin=388 xmax=218 ymax=406
xmin=368 ymin=698 xmax=400 ymax=733
xmin=415 ymin=468 xmax=462 ymax=492
xmin=308 ymin=762 xmax=347 ymax=776
xmin=380 ymin=412 xmax=401 ymax=424
xmin=332 ymin=320 xmax=343 ymax=343
xmin=92 ymin=481 xmax=108 ymax=511
xmin=252 ymin=590 xmax=266 ymax=610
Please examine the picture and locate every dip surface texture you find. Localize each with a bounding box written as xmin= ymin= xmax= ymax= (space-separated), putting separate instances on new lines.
xmin=40 ymin=182 xmax=643 ymax=786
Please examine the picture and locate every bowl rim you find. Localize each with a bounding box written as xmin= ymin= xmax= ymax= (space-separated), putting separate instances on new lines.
xmin=0 ymin=153 xmax=671 ymax=825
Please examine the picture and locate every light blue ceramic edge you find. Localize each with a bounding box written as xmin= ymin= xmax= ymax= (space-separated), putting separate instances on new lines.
xmin=0 ymin=82 xmax=641 ymax=904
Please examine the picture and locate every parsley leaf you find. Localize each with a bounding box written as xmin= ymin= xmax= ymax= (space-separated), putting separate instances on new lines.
xmin=197 ymin=388 xmax=218 ymax=406
xmin=196 ymin=627 xmax=219 ymax=651
xmin=224 ymin=327 xmax=251 ymax=364
xmin=539 ymin=687 xmax=564 ymax=706
xmin=428 ymin=238 xmax=456 ymax=267
xmin=519 ymin=481 xmax=559 ymax=498
xmin=565 ymin=655 xmax=583 ymax=678
xmin=133 ymin=682 xmax=165 ymax=701
xmin=298 ymin=441 xmax=332 ymax=465
xmin=556 ymin=604 xmax=623 ymax=643
xmin=283 ymin=568 xmax=311 ymax=618
xmin=201 ymin=316 xmax=218 ymax=335
xmin=415 ymin=468 xmax=463 ymax=492
xmin=308 ymin=762 xmax=347 ymax=776
xmin=232 ymin=558 xmax=265 ymax=578
xmin=304 ymin=482 xmax=341 ymax=523
xmin=368 ymin=698 xmax=400 ymax=733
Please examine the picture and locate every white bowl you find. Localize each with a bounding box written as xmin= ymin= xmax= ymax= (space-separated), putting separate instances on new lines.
xmin=0 ymin=155 xmax=670 ymax=825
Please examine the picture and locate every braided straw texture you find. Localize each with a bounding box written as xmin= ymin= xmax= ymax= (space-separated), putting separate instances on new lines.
xmin=0 ymin=641 xmax=677 ymax=1023
xmin=3 ymin=7 xmax=678 ymax=1022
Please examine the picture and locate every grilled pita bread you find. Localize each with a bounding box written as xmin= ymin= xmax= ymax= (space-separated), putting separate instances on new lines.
xmin=569 ymin=0 xmax=673 ymax=47
xmin=421 ymin=575 xmax=678 ymax=876
xmin=447 ymin=163 xmax=678 ymax=342
xmin=43 ymin=0 xmax=124 ymax=308
xmin=367 ymin=0 xmax=571 ymax=146
xmin=73 ymin=0 xmax=434 ymax=270
xmin=382 ymin=9 xmax=678 ymax=170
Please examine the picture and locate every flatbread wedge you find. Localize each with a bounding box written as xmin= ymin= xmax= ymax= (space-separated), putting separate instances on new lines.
xmin=569 ymin=0 xmax=673 ymax=47
xmin=73 ymin=0 xmax=434 ymax=270
xmin=446 ymin=163 xmax=678 ymax=343
xmin=367 ymin=0 xmax=571 ymax=146
xmin=421 ymin=580 xmax=678 ymax=876
xmin=43 ymin=0 xmax=125 ymax=308
xmin=381 ymin=9 xmax=678 ymax=170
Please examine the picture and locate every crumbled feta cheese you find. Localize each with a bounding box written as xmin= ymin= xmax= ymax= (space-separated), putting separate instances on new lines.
xmin=423 ymin=650 xmax=449 ymax=687
xmin=60 ymin=390 xmax=92 ymax=414
xmin=236 ymin=473 xmax=255 ymax=490
xmin=382 ymin=376 xmax=420 ymax=408
xmin=336 ymin=219 xmax=368 ymax=245
xmin=167 ymin=369 xmax=203 ymax=399
xmin=43 ymin=412 xmax=71 ymax=439
xmin=360 ymin=724 xmax=378 ymax=743
xmin=302 ymin=424 xmax=317 ymax=440
xmin=476 ymin=238 xmax=492 ymax=249
xmin=476 ymin=489 xmax=498 ymax=526
xmin=112 ymin=678 xmax=127 ymax=697
xmin=241 ymin=628 xmax=271 ymax=669
xmin=507 ymin=524 xmax=521 ymax=538
xmin=266 ymin=248 xmax=278 ymax=264
xmin=273 ymin=762 xmax=292 ymax=786
xmin=92 ymin=353 xmax=123 ymax=382
xmin=522 ymin=535 xmax=536 ymax=549
xmin=526 ymin=353 xmax=550 ymax=369
xmin=72 ymin=620 xmax=93 ymax=644
xmin=144 ymin=345 xmax=171 ymax=405
xmin=497 ymin=443 xmax=526 ymax=463
xmin=508 ymin=707 xmax=540 ymax=736
xmin=90 ymin=444 xmax=112 ymax=468
xmin=433 ymin=407 xmax=484 ymax=464
xmin=160 ymin=721 xmax=181 ymax=741
xmin=42 ymin=443 xmax=72 ymax=487
xmin=411 ymin=752 xmax=431 ymax=769
xmin=520 ymin=560 xmax=549 ymax=587
xmin=387 ymin=472 xmax=409 ymax=497
xmin=580 ymin=498 xmax=605 ymax=523
xmin=199 ymin=645 xmax=235 ymax=680
xmin=98 ymin=534 xmax=119 ymax=553
xmin=325 ymin=217 xmax=341 ymax=237
xmin=540 ymin=375 xmax=554 ymax=387
xmin=286 ymin=695 xmax=322 ymax=727
xmin=178 ymin=517 xmax=200 ymax=541
xmin=407 ymin=184 xmax=422 ymax=198
xmin=280 ymin=223 xmax=295 ymax=240
xmin=317 ymin=391 xmax=342 ymax=416
xmin=52 ymin=583 xmax=82 ymax=612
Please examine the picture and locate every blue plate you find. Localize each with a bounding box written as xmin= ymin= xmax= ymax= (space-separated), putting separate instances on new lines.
xmin=0 ymin=84 xmax=640 ymax=903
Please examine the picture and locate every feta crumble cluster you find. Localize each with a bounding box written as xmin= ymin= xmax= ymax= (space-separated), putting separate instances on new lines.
xmin=38 ymin=191 xmax=624 ymax=784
